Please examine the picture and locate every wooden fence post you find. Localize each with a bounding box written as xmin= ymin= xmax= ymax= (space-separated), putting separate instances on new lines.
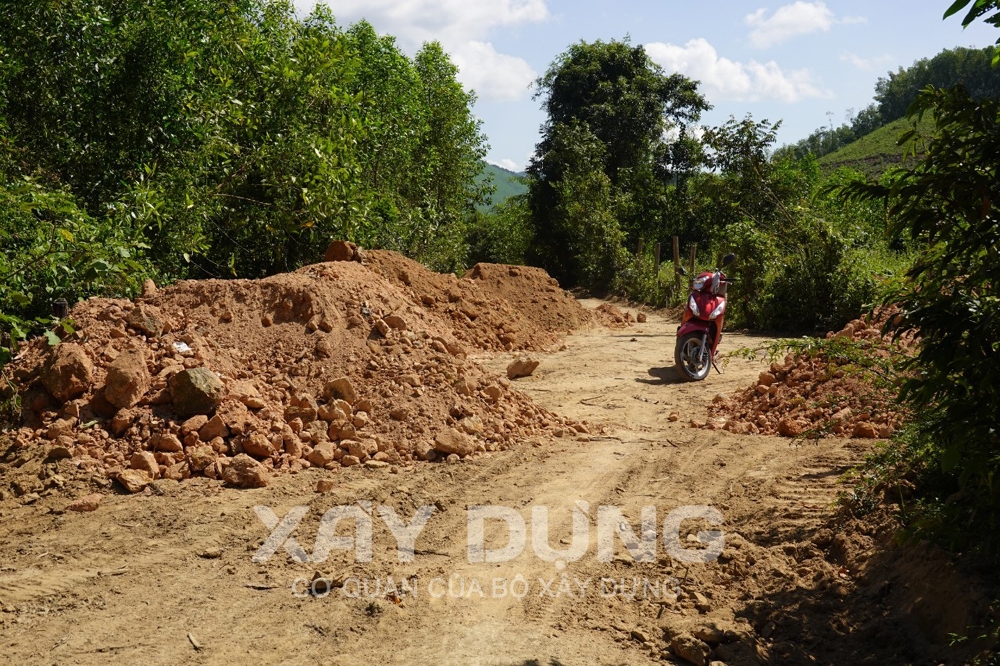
xmin=672 ymin=236 xmax=681 ymax=295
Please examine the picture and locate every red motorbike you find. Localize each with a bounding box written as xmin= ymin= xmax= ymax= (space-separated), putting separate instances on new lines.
xmin=674 ymin=253 xmax=736 ymax=381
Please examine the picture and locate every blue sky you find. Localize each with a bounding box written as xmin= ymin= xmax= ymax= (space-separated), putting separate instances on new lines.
xmin=297 ymin=1 xmax=999 ymax=172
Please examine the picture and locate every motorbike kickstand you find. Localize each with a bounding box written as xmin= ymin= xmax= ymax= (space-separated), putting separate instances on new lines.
xmin=712 ymin=360 xmax=723 ymax=375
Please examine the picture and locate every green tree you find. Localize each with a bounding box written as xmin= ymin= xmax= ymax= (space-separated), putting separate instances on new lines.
xmin=527 ymin=37 xmax=708 ymax=289
xmin=466 ymin=194 xmax=533 ymax=266
xmin=844 ymin=85 xmax=1000 ymax=548
xmin=0 ymin=0 xmax=492 ymax=368
xmin=407 ymin=42 xmax=489 ymax=271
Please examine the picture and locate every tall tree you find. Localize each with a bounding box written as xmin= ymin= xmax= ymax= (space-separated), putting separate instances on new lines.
xmin=410 ymin=41 xmax=489 ymax=270
xmin=527 ymin=38 xmax=708 ymax=288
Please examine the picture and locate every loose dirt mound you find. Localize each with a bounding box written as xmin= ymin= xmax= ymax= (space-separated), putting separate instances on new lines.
xmin=592 ymin=302 xmax=635 ymax=328
xmin=706 ymin=313 xmax=912 ymax=438
xmin=364 ymin=252 xmax=595 ymax=352
xmin=1 ymin=252 xmax=599 ymax=494
xmin=464 ymin=262 xmax=594 ymax=334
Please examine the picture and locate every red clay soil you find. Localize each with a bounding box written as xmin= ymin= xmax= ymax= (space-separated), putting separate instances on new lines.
xmin=705 ymin=312 xmax=912 ymax=440
xmin=592 ymin=302 xmax=637 ymax=328
xmin=0 ymin=250 xmax=604 ymax=493
xmin=363 ymin=252 xmax=594 ymax=353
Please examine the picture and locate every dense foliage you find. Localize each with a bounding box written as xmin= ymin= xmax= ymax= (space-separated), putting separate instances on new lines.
xmin=678 ymin=118 xmax=906 ymax=331
xmin=489 ymin=39 xmax=907 ymax=330
xmin=845 ymin=84 xmax=1000 ymax=554
xmin=524 ymin=38 xmax=709 ymax=291
xmin=0 ymin=0 xmax=488 ymax=360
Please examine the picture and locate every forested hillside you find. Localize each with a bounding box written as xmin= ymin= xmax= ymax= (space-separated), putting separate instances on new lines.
xmin=476 ymin=163 xmax=527 ymax=210
xmin=779 ymin=45 xmax=1000 ymax=160
xmin=816 ymin=115 xmax=935 ymax=176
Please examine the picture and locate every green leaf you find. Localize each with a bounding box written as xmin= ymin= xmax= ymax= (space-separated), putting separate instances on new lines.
xmin=943 ymin=0 xmax=973 ymax=19
xmin=43 ymin=330 xmax=61 ymax=347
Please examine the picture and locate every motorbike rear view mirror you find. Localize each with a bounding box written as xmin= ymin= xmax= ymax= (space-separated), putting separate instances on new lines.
xmin=676 ymin=266 xmax=688 ymax=277
xmin=722 ymin=253 xmax=736 ymax=268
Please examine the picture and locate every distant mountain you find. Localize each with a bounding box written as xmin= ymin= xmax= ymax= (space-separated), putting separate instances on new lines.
xmin=477 ymin=162 xmax=527 ymax=211
xmin=817 ymin=115 xmax=934 ymax=177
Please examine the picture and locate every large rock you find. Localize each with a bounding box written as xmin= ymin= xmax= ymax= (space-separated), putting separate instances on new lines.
xmin=324 ymin=240 xmax=357 ymax=262
xmin=777 ymin=418 xmax=806 ymax=438
xmin=66 ymin=493 xmax=103 ymax=513
xmin=324 ymin=377 xmax=357 ymax=404
xmin=126 ymin=303 xmax=164 ymax=338
xmin=345 ymin=439 xmax=377 ymax=461
xmin=186 ymin=444 xmax=217 ymax=472
xmin=152 ymin=432 xmax=184 ymax=453
xmin=506 ymin=357 xmax=540 ymax=380
xmin=230 ymin=381 xmax=266 ymax=409
xmin=243 ymin=432 xmax=276 ymax=459
xmin=384 ymin=314 xmax=407 ymax=331
xmin=130 ymin=451 xmax=159 ymax=479
xmin=433 ymin=428 xmax=475 ymax=457
xmin=198 ymin=415 xmax=229 ymax=442
xmin=308 ymin=442 xmax=336 ymax=467
xmin=669 ymin=635 xmax=711 ymax=666
xmin=104 ymin=351 xmax=151 ymax=408
xmin=414 ymin=440 xmax=435 ymax=461
xmin=222 ymin=454 xmax=271 ymax=488
xmin=116 ymin=469 xmax=152 ymax=494
xmin=41 ymin=343 xmax=93 ymax=402
xmin=852 ymin=422 xmax=879 ymax=439
xmin=168 ymin=367 xmax=225 ymax=417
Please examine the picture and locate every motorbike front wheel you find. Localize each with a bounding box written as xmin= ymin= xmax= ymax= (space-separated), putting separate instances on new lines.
xmin=674 ymin=332 xmax=712 ymax=381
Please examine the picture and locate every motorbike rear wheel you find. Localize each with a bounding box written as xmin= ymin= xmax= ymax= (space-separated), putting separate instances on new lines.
xmin=674 ymin=332 xmax=712 ymax=381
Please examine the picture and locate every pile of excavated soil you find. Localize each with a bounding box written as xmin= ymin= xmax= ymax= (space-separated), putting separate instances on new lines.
xmin=0 ymin=250 xmax=601 ymax=493
xmin=704 ymin=312 xmax=912 ymax=439
xmin=364 ymin=252 xmax=595 ymax=352
xmin=592 ymin=302 xmax=636 ymax=328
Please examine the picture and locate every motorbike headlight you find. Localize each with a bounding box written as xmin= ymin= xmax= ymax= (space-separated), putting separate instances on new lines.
xmin=688 ymin=294 xmax=700 ymax=317
xmin=692 ymin=276 xmax=708 ymax=292
xmin=709 ymin=301 xmax=726 ymax=320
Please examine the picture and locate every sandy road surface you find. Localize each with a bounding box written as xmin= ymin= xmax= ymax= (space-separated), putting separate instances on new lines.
xmin=0 ymin=303 xmax=963 ymax=665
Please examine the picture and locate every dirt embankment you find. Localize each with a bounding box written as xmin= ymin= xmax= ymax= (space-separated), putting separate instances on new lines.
xmin=0 ymin=248 xmax=626 ymax=497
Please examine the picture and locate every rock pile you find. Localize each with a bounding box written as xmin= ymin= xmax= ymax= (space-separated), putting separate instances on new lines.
xmin=593 ymin=303 xmax=635 ymax=328
xmin=705 ymin=314 xmax=910 ymax=438
xmin=1 ymin=247 xmax=598 ymax=492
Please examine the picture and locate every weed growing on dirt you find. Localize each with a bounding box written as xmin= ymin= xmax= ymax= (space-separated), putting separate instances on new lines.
xmin=852 ymin=419 xmax=1000 ymax=559
xmin=949 ymin=603 xmax=1000 ymax=665
xmin=727 ymin=333 xmax=904 ymax=387
xmin=0 ymin=375 xmax=21 ymax=432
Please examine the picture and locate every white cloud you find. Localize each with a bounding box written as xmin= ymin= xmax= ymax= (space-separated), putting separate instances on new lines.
xmin=451 ymin=41 xmax=536 ymax=102
xmin=322 ymin=0 xmax=548 ymax=44
xmin=490 ymin=158 xmax=521 ymax=172
xmin=302 ymin=0 xmax=547 ymax=101
xmin=745 ymin=2 xmax=863 ymax=49
xmin=646 ymin=38 xmax=830 ymax=103
xmin=839 ymin=51 xmax=893 ymax=71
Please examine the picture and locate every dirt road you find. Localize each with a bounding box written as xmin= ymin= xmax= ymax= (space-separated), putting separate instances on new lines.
xmin=0 ymin=303 xmax=969 ymax=665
